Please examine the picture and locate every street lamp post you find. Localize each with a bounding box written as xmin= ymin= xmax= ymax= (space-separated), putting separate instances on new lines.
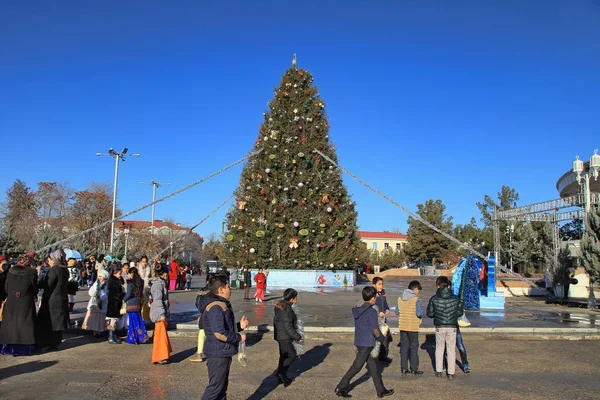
xmin=124 ymin=226 xmax=130 ymax=260
xmin=506 ymin=224 xmax=515 ymax=271
xmin=139 ymin=180 xmax=171 ymax=229
xmin=96 ymin=147 xmax=140 ymax=253
xmin=573 ymin=150 xmax=600 ymax=216
xmin=170 ymin=241 xmax=174 ymax=259
xmin=573 ymin=150 xmax=600 ymax=310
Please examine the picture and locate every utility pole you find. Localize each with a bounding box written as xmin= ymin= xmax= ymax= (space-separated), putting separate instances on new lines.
xmin=140 ymin=180 xmax=171 ymax=229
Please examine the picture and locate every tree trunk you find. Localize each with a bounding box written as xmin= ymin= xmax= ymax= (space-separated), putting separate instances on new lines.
xmin=588 ymin=278 xmax=597 ymax=310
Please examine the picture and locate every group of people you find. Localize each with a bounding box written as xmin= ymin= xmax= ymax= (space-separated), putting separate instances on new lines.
xmin=192 ymin=269 xmax=302 ymax=400
xmin=217 ymin=266 xmax=268 ymax=302
xmin=0 ymin=250 xmax=73 ymax=355
xmin=167 ymin=257 xmax=194 ymax=291
xmin=0 ymin=250 xmax=174 ymax=366
xmin=2 ymin=249 xmax=470 ymax=398
xmin=334 ymin=275 xmax=468 ymax=398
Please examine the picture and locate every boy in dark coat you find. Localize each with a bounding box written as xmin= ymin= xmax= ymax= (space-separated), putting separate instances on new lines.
xmin=335 ymin=286 xmax=394 ymax=399
xmin=197 ymin=275 xmax=249 ymax=400
xmin=273 ymin=288 xmax=303 ymax=386
xmin=373 ymin=276 xmax=392 ymax=363
xmin=427 ymin=275 xmax=464 ymax=380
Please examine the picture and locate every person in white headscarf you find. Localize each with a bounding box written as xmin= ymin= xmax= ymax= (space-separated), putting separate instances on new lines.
xmin=82 ymin=270 xmax=110 ymax=337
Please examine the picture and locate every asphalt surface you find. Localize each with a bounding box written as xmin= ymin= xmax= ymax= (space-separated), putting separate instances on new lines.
xmin=68 ymin=276 xmax=600 ymax=331
xmin=1 ymin=333 xmax=599 ymax=399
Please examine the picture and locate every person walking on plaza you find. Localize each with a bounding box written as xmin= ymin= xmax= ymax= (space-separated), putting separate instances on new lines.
xmin=190 ymin=274 xmax=216 ymax=363
xmin=66 ymin=256 xmax=80 ymax=312
xmin=36 ymin=249 xmax=70 ymax=352
xmin=335 ymin=286 xmax=394 ymax=398
xmin=198 ymin=275 xmax=249 ymax=400
xmin=254 ymin=268 xmax=266 ymax=302
xmin=230 ymin=267 xmax=238 ymax=290
xmin=85 ymin=260 xmax=94 ymax=287
xmin=150 ymin=264 xmax=172 ymax=365
xmin=123 ymin=267 xmax=149 ymax=344
xmin=82 ymin=270 xmax=109 ymax=337
xmin=427 ymin=276 xmax=464 ymax=380
xmin=185 ymin=269 xmax=193 ymax=291
xmin=106 ymin=263 xmax=125 ymax=344
xmin=168 ymin=257 xmax=179 ymax=291
xmin=35 ymin=259 xmax=50 ymax=311
xmin=443 ymin=327 xmax=471 ymax=374
xmin=396 ymin=280 xmax=424 ymax=375
xmin=273 ymin=288 xmax=303 ymax=386
xmin=137 ymin=255 xmax=152 ymax=321
xmin=0 ymin=254 xmax=38 ymax=356
xmin=243 ymin=267 xmax=252 ymax=300
xmin=372 ymin=277 xmax=392 ymax=363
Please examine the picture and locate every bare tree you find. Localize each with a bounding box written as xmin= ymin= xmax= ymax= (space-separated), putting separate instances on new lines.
xmin=69 ymin=181 xmax=119 ymax=255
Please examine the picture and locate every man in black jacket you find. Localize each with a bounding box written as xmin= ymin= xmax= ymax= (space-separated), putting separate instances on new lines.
xmin=243 ymin=267 xmax=252 ymax=300
xmin=273 ymin=288 xmax=303 ymax=386
xmin=198 ymin=274 xmax=249 ymax=400
xmin=426 ymin=276 xmax=464 ymax=380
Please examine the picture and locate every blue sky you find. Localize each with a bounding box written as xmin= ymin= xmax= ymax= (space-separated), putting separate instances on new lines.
xmin=1 ymin=1 xmax=599 ymax=238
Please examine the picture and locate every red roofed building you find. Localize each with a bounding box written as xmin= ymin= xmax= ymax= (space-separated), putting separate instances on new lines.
xmin=359 ymin=231 xmax=407 ymax=252
xmin=115 ymin=220 xmax=203 ymax=245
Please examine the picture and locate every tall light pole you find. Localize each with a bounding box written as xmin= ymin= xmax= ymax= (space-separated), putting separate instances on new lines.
xmin=573 ymin=150 xmax=600 ymax=217
xmin=96 ymin=147 xmax=140 ymax=253
xmin=506 ymin=223 xmax=514 ymax=271
xmin=124 ymin=226 xmax=130 ymax=260
xmin=139 ymin=180 xmax=171 ymax=228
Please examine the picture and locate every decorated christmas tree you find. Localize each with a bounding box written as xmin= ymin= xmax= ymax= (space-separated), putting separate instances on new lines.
xmin=223 ymin=56 xmax=362 ymax=270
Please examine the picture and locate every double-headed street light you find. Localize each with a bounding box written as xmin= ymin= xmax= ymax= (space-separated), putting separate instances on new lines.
xmin=573 ymin=150 xmax=600 ymax=214
xmin=96 ymin=147 xmax=140 ymax=253
xmin=139 ymin=180 xmax=171 ymax=228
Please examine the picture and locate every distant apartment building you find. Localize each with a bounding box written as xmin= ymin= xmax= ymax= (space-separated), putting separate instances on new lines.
xmin=359 ymin=231 xmax=408 ymax=252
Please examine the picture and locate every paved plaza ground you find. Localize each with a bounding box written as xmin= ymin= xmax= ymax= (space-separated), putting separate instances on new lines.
xmin=2 ymin=276 xmax=600 ymax=399
xmin=66 ymin=276 xmax=600 ymax=332
xmin=1 ymin=333 xmax=600 ymax=399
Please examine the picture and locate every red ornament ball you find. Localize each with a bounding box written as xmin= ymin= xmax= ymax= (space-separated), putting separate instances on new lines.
xmin=298 ymin=125 xmax=303 ymax=131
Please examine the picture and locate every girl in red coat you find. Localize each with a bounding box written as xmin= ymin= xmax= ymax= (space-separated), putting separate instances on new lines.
xmin=254 ymin=268 xmax=267 ymax=302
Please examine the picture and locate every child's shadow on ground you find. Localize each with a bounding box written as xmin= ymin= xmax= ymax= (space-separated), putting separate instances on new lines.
xmin=420 ymin=334 xmax=437 ymax=371
xmin=246 ymin=343 xmax=332 ymax=400
xmin=348 ymin=352 xmax=393 ymax=391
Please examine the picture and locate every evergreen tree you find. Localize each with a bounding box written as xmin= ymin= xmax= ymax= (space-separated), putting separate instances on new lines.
xmin=581 ymin=204 xmax=600 ymax=309
xmin=223 ymin=60 xmax=361 ymax=270
xmin=29 ymin=226 xmax=61 ymax=261
xmin=0 ymin=220 xmax=22 ymax=257
xmin=404 ymin=199 xmax=454 ymax=265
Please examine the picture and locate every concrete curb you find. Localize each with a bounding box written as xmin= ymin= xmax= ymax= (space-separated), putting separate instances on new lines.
xmin=174 ymin=324 xmax=600 ymax=335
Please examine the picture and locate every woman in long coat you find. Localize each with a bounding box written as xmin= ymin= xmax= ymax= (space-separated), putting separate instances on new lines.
xmin=0 ymin=254 xmax=38 ymax=356
xmin=106 ymin=262 xmax=125 ymax=344
xmin=36 ymin=249 xmax=70 ymax=351
xmin=150 ymin=264 xmax=171 ymax=364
